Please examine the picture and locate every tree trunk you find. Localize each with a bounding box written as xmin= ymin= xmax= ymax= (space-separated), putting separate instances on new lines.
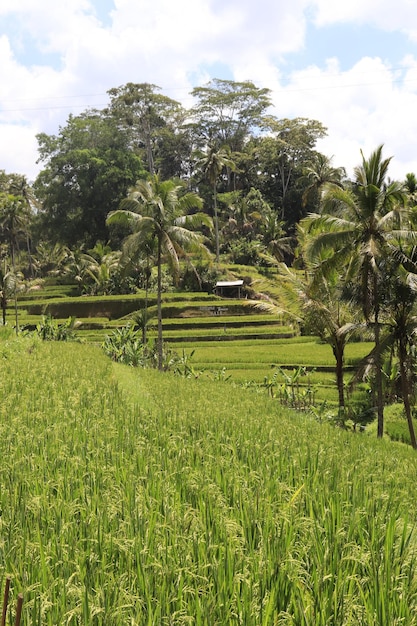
xmin=213 ymin=185 xmax=220 ymax=263
xmin=156 ymin=234 xmax=163 ymax=370
xmin=333 ymin=341 xmax=345 ymax=413
xmin=399 ymin=339 xmax=417 ymax=449
xmin=374 ymin=274 xmax=384 ymax=438
xmin=1 ymin=295 xmax=6 ymax=325
xmin=143 ymin=258 xmax=150 ymax=348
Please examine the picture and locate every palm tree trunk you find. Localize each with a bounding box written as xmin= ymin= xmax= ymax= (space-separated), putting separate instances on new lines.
xmin=157 ymin=234 xmax=163 ymax=370
xmin=399 ymin=339 xmax=417 ymax=449
xmin=333 ymin=341 xmax=345 ymax=413
xmin=213 ymin=185 xmax=220 ymax=264
xmin=1 ymin=296 xmax=6 ymax=325
xmin=374 ymin=274 xmax=384 ymax=438
xmin=143 ymin=258 xmax=150 ymax=347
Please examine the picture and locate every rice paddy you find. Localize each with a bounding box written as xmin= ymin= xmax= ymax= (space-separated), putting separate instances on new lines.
xmin=1 ymin=334 xmax=417 ymax=624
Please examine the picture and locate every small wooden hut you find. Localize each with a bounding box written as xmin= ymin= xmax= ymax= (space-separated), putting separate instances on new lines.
xmin=213 ymin=280 xmax=244 ymax=299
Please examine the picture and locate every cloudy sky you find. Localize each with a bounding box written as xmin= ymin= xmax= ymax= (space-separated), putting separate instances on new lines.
xmin=1 ymin=0 xmax=417 ymax=181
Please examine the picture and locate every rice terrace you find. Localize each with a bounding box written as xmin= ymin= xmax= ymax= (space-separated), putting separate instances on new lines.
xmin=2 ymin=268 xmax=417 ymax=624
xmin=3 ymin=77 xmax=417 ymax=624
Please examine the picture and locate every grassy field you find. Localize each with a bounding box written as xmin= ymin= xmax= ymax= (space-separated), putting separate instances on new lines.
xmin=1 ymin=334 xmax=417 ymax=624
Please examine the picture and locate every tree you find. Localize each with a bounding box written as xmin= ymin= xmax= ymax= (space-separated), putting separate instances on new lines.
xmin=107 ymin=175 xmax=212 ymax=370
xmin=405 ymin=172 xmax=417 ymax=206
xmin=32 ymin=242 xmax=70 ymax=278
xmin=107 ymin=83 xmax=191 ymax=178
xmin=34 ymin=110 xmax=145 ymax=248
xmin=304 ymin=145 xmax=411 ymax=438
xmin=189 ymin=78 xmax=272 ymax=153
xmin=0 ymin=262 xmax=17 ymax=326
xmin=82 ymin=250 xmax=122 ymax=295
xmin=197 ymin=144 xmax=237 ymax=262
xmin=254 ymin=118 xmax=327 ymax=224
xmin=0 ymin=195 xmax=28 ymax=267
xmin=301 ymin=153 xmax=346 ymax=208
xmin=380 ymin=272 xmax=417 ymax=448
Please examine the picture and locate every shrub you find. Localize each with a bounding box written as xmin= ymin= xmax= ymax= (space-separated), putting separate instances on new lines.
xmin=102 ymin=325 xmax=147 ymax=367
xmin=35 ymin=316 xmax=78 ymax=341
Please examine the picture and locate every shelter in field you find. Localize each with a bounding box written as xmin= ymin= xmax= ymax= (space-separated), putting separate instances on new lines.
xmin=214 ymin=280 xmax=244 ymax=299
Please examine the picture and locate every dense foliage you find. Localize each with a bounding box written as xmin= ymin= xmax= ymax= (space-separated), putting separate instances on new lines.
xmin=2 ymin=79 xmax=417 ymax=439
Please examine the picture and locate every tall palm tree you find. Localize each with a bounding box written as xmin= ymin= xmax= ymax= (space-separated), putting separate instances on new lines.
xmin=120 ymin=234 xmax=157 ymax=346
xmin=107 ymin=175 xmax=212 ymax=369
xmin=381 ymin=273 xmax=417 ymax=448
xmin=0 ymin=261 xmax=24 ymax=330
xmin=304 ymin=145 xmax=411 ymax=438
xmin=198 ymin=144 xmax=237 ymax=262
xmin=301 ymin=153 xmax=346 ymax=208
xmin=0 ymin=195 xmax=28 ymax=268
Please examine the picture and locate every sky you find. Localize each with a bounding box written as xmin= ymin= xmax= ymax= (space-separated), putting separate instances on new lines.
xmin=2 ymin=0 xmax=417 ymax=182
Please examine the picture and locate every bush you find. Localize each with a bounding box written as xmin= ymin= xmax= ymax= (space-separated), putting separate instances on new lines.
xmin=180 ymin=263 xmax=220 ymax=292
xmin=35 ymin=316 xmax=78 ymax=341
xmin=102 ymin=325 xmax=147 ymax=367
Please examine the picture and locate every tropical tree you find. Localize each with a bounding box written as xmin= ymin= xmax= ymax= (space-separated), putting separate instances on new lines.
xmin=33 ymin=242 xmax=70 ymax=278
xmin=34 ymin=110 xmax=145 ymax=248
xmin=405 ymin=172 xmax=417 ymax=206
xmin=0 ymin=262 xmax=16 ymax=326
xmin=0 ymin=195 xmax=29 ymax=267
xmin=189 ymin=78 xmax=272 ymax=153
xmin=197 ymin=144 xmax=237 ymax=262
xmin=107 ymin=175 xmax=212 ymax=369
xmin=254 ymin=118 xmax=327 ymax=224
xmin=107 ymin=82 xmax=191 ymax=178
xmin=380 ymin=272 xmax=417 ymax=448
xmin=301 ymin=153 xmax=346 ymax=208
xmin=260 ymin=208 xmax=294 ymax=263
xmin=304 ymin=145 xmax=411 ymax=438
xmin=0 ymin=259 xmax=24 ymax=331
xmin=83 ymin=251 xmax=122 ymax=295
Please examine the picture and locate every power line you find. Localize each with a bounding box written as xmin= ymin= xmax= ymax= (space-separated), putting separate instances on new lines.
xmin=1 ymin=66 xmax=417 ymax=114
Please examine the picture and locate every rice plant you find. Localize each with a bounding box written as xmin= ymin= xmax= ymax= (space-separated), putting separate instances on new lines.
xmin=1 ymin=338 xmax=417 ymax=624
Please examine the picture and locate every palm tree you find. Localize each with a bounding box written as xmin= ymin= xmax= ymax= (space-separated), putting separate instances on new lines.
xmin=0 ymin=261 xmax=24 ymax=330
xmin=260 ymin=209 xmax=294 ymax=263
xmin=0 ymin=262 xmax=15 ymax=326
xmin=33 ymin=242 xmax=70 ymax=278
xmin=107 ymin=175 xmax=212 ymax=369
xmin=8 ymin=175 xmax=38 ymax=277
xmin=405 ymin=172 xmax=417 ymax=206
xmin=304 ymin=145 xmax=411 ymax=438
xmin=83 ymin=250 xmax=121 ymax=295
xmin=0 ymin=195 xmax=28 ymax=268
xmin=198 ymin=144 xmax=237 ymax=262
xmin=301 ymin=153 xmax=346 ymax=208
xmin=383 ymin=273 xmax=417 ymax=448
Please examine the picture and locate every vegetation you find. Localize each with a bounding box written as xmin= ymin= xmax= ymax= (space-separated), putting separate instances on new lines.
xmin=3 ymin=76 xmax=417 ymax=621
xmin=1 ymin=337 xmax=417 ymax=624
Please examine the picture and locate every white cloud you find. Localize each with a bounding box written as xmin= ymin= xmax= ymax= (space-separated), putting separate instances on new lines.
xmin=272 ymin=55 xmax=417 ymax=178
xmin=312 ymin=0 xmax=417 ymax=40
xmin=1 ymin=0 xmax=417 ymax=181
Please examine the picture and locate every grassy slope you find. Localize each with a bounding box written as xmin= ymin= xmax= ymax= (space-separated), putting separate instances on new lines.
xmin=1 ymin=337 xmax=417 ymax=623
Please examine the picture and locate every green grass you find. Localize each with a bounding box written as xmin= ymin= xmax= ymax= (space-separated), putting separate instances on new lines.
xmin=172 ymin=338 xmax=372 ymax=367
xmin=1 ymin=335 xmax=417 ymax=624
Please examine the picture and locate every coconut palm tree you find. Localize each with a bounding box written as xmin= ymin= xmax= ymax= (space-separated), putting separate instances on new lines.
xmin=357 ymin=270 xmax=417 ymax=448
xmin=304 ymin=145 xmax=411 ymax=438
xmin=0 ymin=195 xmax=28 ymax=268
xmin=382 ymin=273 xmax=417 ymax=448
xmin=0 ymin=261 xmax=24 ymax=330
xmin=198 ymin=144 xmax=237 ymax=262
xmin=107 ymin=175 xmax=212 ymax=369
xmin=301 ymin=153 xmax=346 ymax=208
